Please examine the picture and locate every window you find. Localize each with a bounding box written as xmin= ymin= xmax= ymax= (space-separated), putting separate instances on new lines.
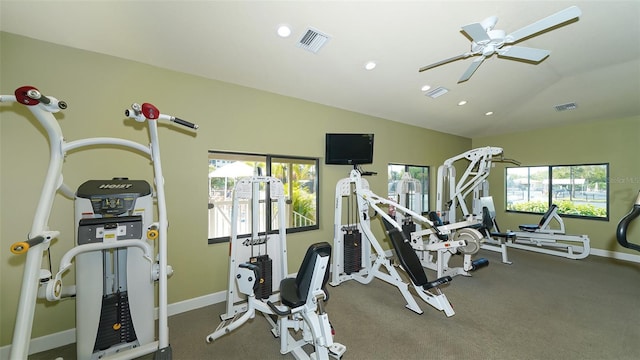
xmin=388 ymin=164 xmax=430 ymax=213
xmin=208 ymin=151 xmax=319 ymax=243
xmin=506 ymin=163 xmax=608 ymax=220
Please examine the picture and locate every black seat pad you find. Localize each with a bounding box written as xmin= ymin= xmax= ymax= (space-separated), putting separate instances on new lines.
xmin=280 ymin=242 xmax=331 ymax=309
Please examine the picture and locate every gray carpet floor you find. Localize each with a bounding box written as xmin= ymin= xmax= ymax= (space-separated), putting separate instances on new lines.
xmin=30 ymin=247 xmax=640 ymax=359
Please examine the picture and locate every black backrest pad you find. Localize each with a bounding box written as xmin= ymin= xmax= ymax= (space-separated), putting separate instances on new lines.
xmin=482 ymin=206 xmax=494 ymax=229
xmin=539 ymin=204 xmax=558 ymax=226
xmin=295 ymin=242 xmax=332 ymax=302
xmin=382 ymin=218 xmax=429 ymax=287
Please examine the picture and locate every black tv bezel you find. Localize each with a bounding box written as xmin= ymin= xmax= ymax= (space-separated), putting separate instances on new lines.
xmin=324 ymin=133 xmax=374 ymax=165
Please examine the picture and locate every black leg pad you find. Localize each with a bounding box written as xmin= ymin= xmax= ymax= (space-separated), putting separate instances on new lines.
xmin=423 ymin=276 xmax=453 ymax=290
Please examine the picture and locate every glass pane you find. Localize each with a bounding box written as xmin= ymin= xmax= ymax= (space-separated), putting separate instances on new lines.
xmin=552 ymin=164 xmax=608 ymax=218
xmin=407 ymin=165 xmax=429 ymax=213
xmin=388 ymin=164 xmax=429 ymax=213
xmin=388 ymin=164 xmax=406 ymax=199
xmin=271 ymin=157 xmax=318 ymax=230
xmin=506 ymin=166 xmax=549 ymax=213
xmin=208 ymin=153 xmax=264 ymax=240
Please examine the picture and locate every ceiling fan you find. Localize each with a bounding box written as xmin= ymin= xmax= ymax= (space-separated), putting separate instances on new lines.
xmin=419 ymin=6 xmax=581 ymax=83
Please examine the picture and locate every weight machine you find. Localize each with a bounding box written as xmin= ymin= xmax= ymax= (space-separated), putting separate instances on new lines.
xmin=507 ymin=203 xmax=590 ymax=259
xmin=436 ymin=146 xmax=590 ymax=261
xmin=2 ymin=86 xmax=198 ymax=360
xmin=391 ymin=173 xmax=488 ymax=277
xmin=436 ymin=147 xmax=518 ymax=264
xmin=330 ymin=169 xmax=484 ymax=316
xmin=206 ymin=176 xmax=346 ymax=359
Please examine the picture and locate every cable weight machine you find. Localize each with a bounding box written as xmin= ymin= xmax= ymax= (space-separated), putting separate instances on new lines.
xmin=330 ymin=169 xmax=485 ymax=316
xmin=3 ymin=86 xmax=198 ymax=360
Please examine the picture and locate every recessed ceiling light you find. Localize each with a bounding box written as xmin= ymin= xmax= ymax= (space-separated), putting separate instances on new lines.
xmin=421 ymin=85 xmax=431 ymax=92
xmin=485 ymin=111 xmax=494 ymax=116
xmin=277 ymin=24 xmax=292 ymax=38
xmin=458 ymin=100 xmax=467 ymax=106
xmin=364 ymin=61 xmax=377 ymax=70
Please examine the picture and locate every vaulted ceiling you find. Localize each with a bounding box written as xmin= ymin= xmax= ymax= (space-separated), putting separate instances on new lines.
xmin=1 ymin=0 xmax=639 ymax=138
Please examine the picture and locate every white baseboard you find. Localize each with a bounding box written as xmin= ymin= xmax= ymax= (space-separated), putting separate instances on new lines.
xmin=0 ymin=328 xmax=76 ymax=360
xmin=0 ymin=289 xmax=227 ymax=360
xmin=1 ymin=249 xmax=637 ymax=359
xmin=590 ymin=248 xmax=640 ymax=263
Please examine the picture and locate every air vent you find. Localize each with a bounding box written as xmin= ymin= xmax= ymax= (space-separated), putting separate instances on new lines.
xmin=297 ymin=27 xmax=330 ymax=53
xmin=425 ymin=87 xmax=449 ymax=99
xmin=554 ymin=102 xmax=578 ymax=112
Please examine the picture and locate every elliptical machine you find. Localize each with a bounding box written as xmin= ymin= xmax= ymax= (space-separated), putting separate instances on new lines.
xmin=2 ymin=86 xmax=198 ymax=359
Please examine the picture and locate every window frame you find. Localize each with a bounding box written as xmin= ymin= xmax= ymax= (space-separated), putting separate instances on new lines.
xmin=505 ymin=163 xmax=609 ymax=221
xmin=208 ymin=151 xmax=320 ymax=244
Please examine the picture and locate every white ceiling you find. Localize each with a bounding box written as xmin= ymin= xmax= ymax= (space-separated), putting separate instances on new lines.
xmin=1 ymin=0 xmax=639 ymax=138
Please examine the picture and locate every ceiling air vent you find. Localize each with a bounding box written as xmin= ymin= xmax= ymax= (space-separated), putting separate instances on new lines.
xmin=297 ymin=27 xmax=330 ymax=53
xmin=425 ymin=87 xmax=449 ymax=99
xmin=554 ymin=102 xmax=578 ymax=112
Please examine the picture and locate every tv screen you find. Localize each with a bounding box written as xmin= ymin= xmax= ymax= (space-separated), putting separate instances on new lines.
xmin=325 ymin=133 xmax=374 ymax=165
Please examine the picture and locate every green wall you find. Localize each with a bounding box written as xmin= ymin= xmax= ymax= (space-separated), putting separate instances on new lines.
xmin=0 ymin=32 xmax=471 ymax=347
xmin=472 ymin=116 xmax=640 ymax=256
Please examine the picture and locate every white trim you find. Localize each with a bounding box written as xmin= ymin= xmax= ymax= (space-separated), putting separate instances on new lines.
xmin=0 ymin=329 xmax=75 ymax=360
xmin=589 ymin=248 xmax=640 ymax=263
xmin=167 ymin=290 xmax=226 ymax=316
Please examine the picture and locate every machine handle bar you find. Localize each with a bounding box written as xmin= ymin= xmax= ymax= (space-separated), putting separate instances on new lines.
xmin=10 ymin=236 xmax=45 ymax=255
xmin=125 ymin=102 xmax=199 ymax=130
xmin=17 ymin=86 xmax=67 ymax=109
xmin=616 ymin=191 xmax=640 ymax=252
xmin=0 ymin=87 xmax=67 ymax=111
xmin=170 ymin=116 xmax=199 ymax=129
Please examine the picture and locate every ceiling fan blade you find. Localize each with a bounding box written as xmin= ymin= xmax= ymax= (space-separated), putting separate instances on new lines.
xmin=458 ymin=57 xmax=485 ymax=83
xmin=506 ymin=6 xmax=581 ymax=43
xmin=461 ymin=22 xmax=491 ymax=43
xmin=498 ymin=46 xmax=550 ymax=62
xmin=419 ymin=53 xmax=470 ymax=72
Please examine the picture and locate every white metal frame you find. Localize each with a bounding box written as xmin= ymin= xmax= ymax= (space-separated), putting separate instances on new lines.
xmin=2 ymin=86 xmax=197 ymax=360
xmin=392 ymin=173 xmax=486 ymax=277
xmin=206 ymin=177 xmax=345 ymax=359
xmin=508 ymin=205 xmax=591 ymax=259
xmin=220 ymin=176 xmax=288 ymax=319
xmin=330 ymin=169 xmax=473 ymax=316
xmin=436 ymin=147 xmax=517 ymax=264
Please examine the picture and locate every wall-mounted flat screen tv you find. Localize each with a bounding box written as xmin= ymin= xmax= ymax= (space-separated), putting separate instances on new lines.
xmin=325 ymin=133 xmax=374 ymax=165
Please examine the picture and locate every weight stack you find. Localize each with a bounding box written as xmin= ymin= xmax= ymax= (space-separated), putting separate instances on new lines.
xmin=250 ymin=255 xmax=273 ymax=299
xmin=94 ymin=291 xmax=137 ymax=352
xmin=343 ymin=229 xmax=362 ymax=275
